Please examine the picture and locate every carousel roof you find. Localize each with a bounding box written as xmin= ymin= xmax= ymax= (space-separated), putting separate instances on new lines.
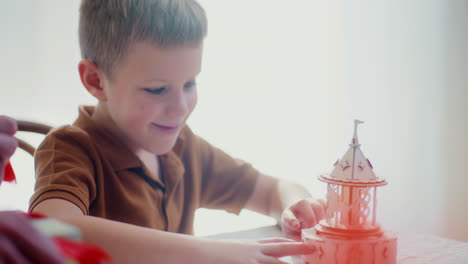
xmin=319 ymin=120 xmax=387 ymax=186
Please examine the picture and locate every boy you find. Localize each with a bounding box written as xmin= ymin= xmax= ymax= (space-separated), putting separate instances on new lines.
xmin=0 ymin=116 xmax=64 ymax=264
xmin=30 ymin=0 xmax=326 ymax=263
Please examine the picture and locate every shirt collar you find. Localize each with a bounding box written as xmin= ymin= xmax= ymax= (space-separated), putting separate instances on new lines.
xmin=73 ymin=105 xmax=186 ymax=173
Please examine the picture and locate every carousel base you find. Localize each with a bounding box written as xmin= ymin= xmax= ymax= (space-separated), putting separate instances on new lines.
xmin=301 ymin=226 xmax=397 ymax=264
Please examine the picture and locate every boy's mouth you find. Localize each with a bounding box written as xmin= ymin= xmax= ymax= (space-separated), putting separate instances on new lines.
xmin=151 ymin=123 xmax=180 ymax=134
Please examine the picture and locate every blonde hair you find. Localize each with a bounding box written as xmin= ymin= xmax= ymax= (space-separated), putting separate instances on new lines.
xmin=79 ymin=0 xmax=207 ymax=77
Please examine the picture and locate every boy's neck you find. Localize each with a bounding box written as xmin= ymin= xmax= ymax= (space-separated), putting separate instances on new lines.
xmin=91 ymin=104 xmax=131 ymax=147
xmin=135 ymin=150 xmax=162 ymax=183
xmin=91 ymin=104 xmax=162 ymax=183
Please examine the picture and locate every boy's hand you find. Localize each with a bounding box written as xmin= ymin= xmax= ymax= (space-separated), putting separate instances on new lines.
xmin=200 ymin=238 xmax=313 ymax=264
xmin=280 ymin=198 xmax=327 ymax=239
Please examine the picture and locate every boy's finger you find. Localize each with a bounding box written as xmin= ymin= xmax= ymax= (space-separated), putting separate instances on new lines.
xmin=318 ymin=199 xmax=327 ymax=210
xmin=261 ymin=242 xmax=313 ymax=257
xmin=283 ymin=232 xmax=301 ymax=242
xmin=291 ymin=200 xmax=317 ymax=229
xmin=0 ymin=116 xmax=17 ymax=135
xmin=259 ymin=256 xmax=289 ymax=264
xmin=311 ymin=202 xmax=325 ymax=222
xmin=282 ymin=209 xmax=300 ymax=231
xmin=257 ymin=237 xmax=295 ymax=244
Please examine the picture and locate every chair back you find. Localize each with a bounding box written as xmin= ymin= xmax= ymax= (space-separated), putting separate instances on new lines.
xmin=15 ymin=120 xmax=52 ymax=156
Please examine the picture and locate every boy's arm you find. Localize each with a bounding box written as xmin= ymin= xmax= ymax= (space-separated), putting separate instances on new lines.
xmin=245 ymin=174 xmax=327 ymax=239
xmin=34 ymin=199 xmax=196 ymax=263
xmin=33 ymin=199 xmax=310 ymax=264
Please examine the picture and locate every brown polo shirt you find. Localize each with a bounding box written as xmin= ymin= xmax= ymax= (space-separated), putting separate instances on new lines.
xmin=29 ymin=106 xmax=259 ymax=234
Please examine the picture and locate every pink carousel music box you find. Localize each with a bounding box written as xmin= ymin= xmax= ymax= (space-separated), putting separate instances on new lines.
xmin=302 ymin=120 xmax=397 ymax=263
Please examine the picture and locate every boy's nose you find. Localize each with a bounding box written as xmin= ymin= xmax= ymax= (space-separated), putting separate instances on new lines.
xmin=166 ymin=92 xmax=189 ymax=119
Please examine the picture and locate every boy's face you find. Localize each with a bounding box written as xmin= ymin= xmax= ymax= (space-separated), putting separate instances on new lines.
xmin=100 ymin=42 xmax=202 ymax=155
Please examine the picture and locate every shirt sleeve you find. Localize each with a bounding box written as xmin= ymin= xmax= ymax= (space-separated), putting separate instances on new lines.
xmin=183 ymin=128 xmax=260 ymax=215
xmin=29 ymin=126 xmax=98 ymax=215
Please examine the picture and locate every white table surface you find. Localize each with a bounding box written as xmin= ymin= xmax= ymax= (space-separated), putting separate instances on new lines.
xmin=206 ymin=225 xmax=468 ymax=264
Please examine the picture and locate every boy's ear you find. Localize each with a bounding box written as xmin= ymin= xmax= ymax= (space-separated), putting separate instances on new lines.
xmin=78 ymin=59 xmax=108 ymax=101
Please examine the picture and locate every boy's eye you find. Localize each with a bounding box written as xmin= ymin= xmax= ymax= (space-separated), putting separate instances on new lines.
xmin=144 ymin=87 xmax=166 ymax=95
xmin=184 ymin=81 xmax=197 ymax=89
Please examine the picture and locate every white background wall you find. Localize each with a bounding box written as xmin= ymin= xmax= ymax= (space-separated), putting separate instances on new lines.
xmin=0 ymin=1 xmax=466 ymax=241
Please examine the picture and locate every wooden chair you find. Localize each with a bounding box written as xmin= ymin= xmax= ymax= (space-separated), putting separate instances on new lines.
xmin=15 ymin=120 xmax=53 ymax=156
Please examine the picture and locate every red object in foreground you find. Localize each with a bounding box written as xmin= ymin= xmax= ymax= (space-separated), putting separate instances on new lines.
xmin=25 ymin=212 xmax=48 ymax=219
xmin=3 ymin=161 xmax=16 ymax=182
xmin=25 ymin=213 xmax=111 ymax=264
xmin=54 ymin=237 xmax=111 ymax=264
xmin=9 ymin=167 xmax=110 ymax=263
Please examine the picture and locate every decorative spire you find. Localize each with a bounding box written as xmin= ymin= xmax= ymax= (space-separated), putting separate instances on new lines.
xmin=352 ymin=119 xmax=364 ymax=145
xmin=328 ymin=119 xmax=377 ymax=181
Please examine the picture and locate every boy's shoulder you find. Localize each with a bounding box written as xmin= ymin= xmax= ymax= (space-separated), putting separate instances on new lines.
xmin=41 ymin=106 xmax=100 ymax=148
xmin=37 ymin=124 xmax=101 ymax=161
xmin=36 ymin=106 xmax=114 ymax=161
xmin=40 ymin=124 xmax=92 ymax=148
xmin=46 ymin=124 xmax=93 ymax=140
xmin=39 ymin=106 xmax=118 ymax=155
